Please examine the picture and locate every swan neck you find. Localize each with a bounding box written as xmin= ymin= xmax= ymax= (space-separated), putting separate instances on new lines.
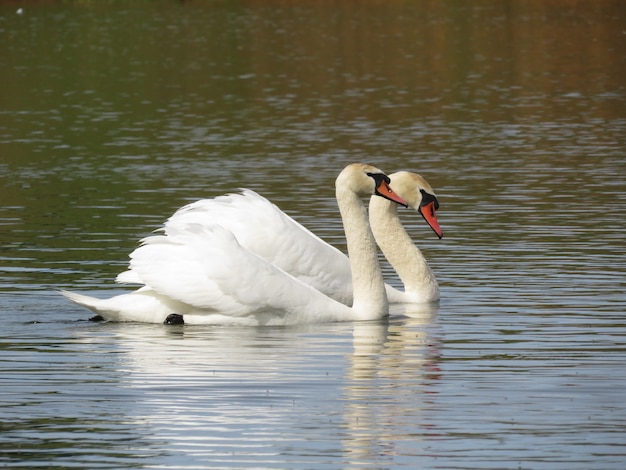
xmin=369 ymin=196 xmax=439 ymax=301
xmin=336 ymin=187 xmax=388 ymax=318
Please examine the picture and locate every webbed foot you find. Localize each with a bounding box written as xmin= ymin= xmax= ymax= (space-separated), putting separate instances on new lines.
xmin=164 ymin=313 xmax=184 ymax=325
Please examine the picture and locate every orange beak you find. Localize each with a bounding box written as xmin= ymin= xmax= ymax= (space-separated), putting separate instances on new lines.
xmin=419 ymin=201 xmax=443 ymax=239
xmin=375 ymin=179 xmax=408 ymax=208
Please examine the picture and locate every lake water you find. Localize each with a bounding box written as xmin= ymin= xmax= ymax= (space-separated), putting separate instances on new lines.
xmin=1 ymin=1 xmax=626 ymax=468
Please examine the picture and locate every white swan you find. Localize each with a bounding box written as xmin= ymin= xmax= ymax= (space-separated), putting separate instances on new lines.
xmin=62 ymin=164 xmax=408 ymax=325
xmin=127 ymin=171 xmax=442 ymax=305
xmin=369 ymin=171 xmax=441 ymax=303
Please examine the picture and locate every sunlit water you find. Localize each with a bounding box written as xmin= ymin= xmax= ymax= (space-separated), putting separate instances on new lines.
xmin=2 ymin=1 xmax=626 ymax=468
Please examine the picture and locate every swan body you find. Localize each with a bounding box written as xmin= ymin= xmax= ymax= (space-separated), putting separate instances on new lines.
xmin=62 ymin=164 xmax=407 ymax=325
xmin=122 ymin=171 xmax=442 ymax=305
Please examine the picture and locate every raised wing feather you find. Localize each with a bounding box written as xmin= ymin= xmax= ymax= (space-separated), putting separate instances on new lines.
xmin=164 ymin=190 xmax=354 ymax=303
xmin=127 ymin=223 xmax=349 ymax=321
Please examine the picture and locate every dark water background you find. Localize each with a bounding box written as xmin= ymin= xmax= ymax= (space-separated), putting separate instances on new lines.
xmin=1 ymin=1 xmax=626 ymax=468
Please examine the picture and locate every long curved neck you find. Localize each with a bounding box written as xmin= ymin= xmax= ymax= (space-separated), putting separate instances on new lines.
xmin=336 ymin=187 xmax=388 ymax=319
xmin=369 ymin=196 xmax=439 ymax=302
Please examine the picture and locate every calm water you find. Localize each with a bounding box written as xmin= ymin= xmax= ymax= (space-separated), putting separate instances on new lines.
xmin=2 ymin=1 xmax=626 ymax=468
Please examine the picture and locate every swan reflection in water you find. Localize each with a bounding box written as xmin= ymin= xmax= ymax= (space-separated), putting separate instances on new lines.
xmin=342 ymin=302 xmax=441 ymax=464
xmin=71 ymin=302 xmax=440 ymax=465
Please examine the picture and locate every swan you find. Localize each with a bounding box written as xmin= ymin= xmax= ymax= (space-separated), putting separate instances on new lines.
xmin=124 ymin=171 xmax=442 ymax=304
xmin=369 ymin=171 xmax=441 ymax=303
xmin=62 ymin=164 xmax=408 ymax=325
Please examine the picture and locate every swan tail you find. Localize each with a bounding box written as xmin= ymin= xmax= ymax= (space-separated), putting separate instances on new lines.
xmin=60 ymin=290 xmax=127 ymax=321
xmin=60 ymin=289 xmax=178 ymax=323
xmin=60 ymin=290 xmax=105 ymax=313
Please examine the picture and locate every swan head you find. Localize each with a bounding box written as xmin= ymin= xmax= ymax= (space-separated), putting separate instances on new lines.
xmin=336 ymin=164 xmax=408 ymax=207
xmin=389 ymin=171 xmax=443 ymax=239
